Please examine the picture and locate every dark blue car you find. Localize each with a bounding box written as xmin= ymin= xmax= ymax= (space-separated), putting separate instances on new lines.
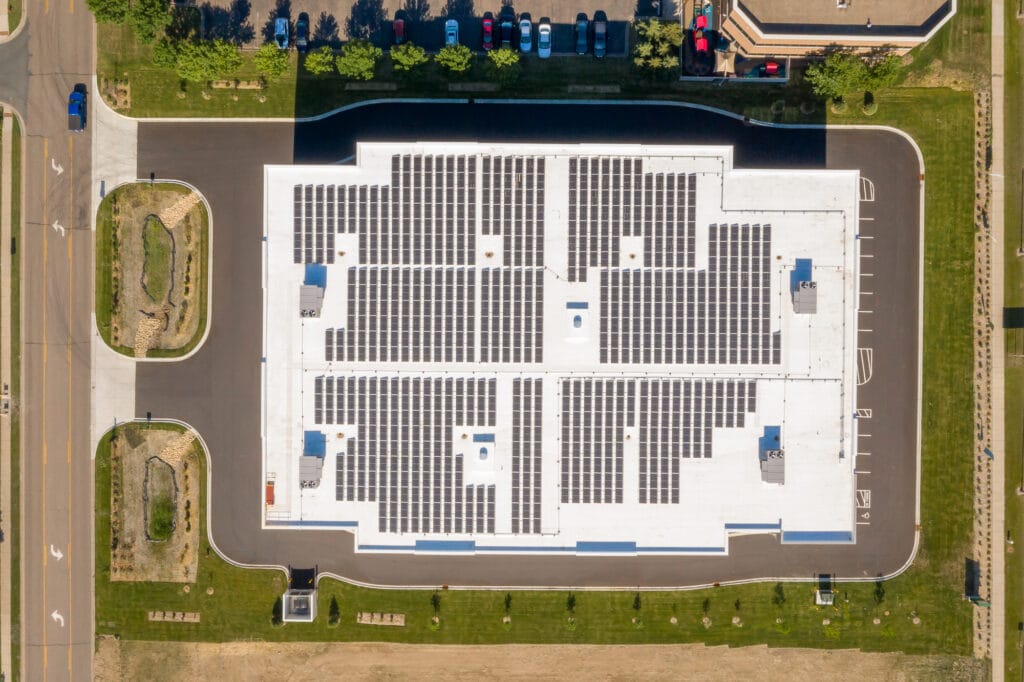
xmin=67 ymin=88 xmax=86 ymax=132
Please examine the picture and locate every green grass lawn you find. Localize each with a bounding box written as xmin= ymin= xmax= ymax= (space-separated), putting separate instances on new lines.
xmin=6 ymin=0 xmax=21 ymax=36
xmin=1 ymin=109 xmax=22 ymax=681
xmin=141 ymin=216 xmax=173 ymax=304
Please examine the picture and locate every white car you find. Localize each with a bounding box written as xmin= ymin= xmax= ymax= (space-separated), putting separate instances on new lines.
xmin=519 ymin=13 xmax=532 ymax=52
xmin=537 ymin=17 xmax=551 ymax=58
xmin=445 ymin=19 xmax=459 ymax=47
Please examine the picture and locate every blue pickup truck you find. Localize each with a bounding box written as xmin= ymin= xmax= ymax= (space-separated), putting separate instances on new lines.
xmin=67 ymin=88 xmax=86 ymax=132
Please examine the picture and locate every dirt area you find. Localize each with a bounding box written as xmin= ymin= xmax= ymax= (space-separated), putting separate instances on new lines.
xmin=109 ymin=426 xmax=200 ymax=583
xmin=107 ymin=183 xmax=207 ymax=357
xmin=93 ymin=639 xmax=985 ymax=681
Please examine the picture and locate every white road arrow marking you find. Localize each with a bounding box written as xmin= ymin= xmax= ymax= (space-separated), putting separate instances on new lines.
xmin=51 ymin=158 xmax=64 ymax=175
xmin=51 ymin=221 xmax=65 ymax=237
xmin=51 ymin=610 xmax=64 ymax=627
xmin=49 ymin=544 xmax=64 ymax=561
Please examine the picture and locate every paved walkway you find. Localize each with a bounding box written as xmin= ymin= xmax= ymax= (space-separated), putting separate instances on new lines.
xmin=0 ymin=108 xmax=14 ymax=682
xmin=989 ymin=0 xmax=1007 ymax=676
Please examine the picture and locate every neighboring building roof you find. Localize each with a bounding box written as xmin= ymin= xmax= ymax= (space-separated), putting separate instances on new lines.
xmin=717 ymin=0 xmax=957 ymax=56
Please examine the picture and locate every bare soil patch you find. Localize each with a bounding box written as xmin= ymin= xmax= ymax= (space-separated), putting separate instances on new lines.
xmin=109 ymin=426 xmax=200 ymax=583
xmin=106 ymin=183 xmax=207 ymax=356
xmin=94 ymin=639 xmax=985 ymax=682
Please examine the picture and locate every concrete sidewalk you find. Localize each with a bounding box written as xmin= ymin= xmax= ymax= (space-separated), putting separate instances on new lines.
xmin=0 ymin=108 xmax=14 ymax=682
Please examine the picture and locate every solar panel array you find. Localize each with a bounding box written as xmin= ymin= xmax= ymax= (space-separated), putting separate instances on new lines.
xmin=326 ymin=267 xmax=475 ymax=363
xmin=560 ymin=379 xmax=634 ymax=504
xmin=289 ymin=150 xmax=787 ymax=536
xmin=320 ymin=376 xmax=497 ymax=533
xmin=512 ymin=378 xmax=543 ymax=534
xmin=481 ymin=155 xmax=545 ymax=266
xmin=293 ymin=185 xmax=336 ymax=265
xmin=567 ymin=158 xmax=696 ymax=282
xmin=638 ymin=379 xmax=756 ymax=504
xmin=599 ymin=224 xmax=778 ymax=365
xmin=480 ymin=268 xmax=543 ymax=363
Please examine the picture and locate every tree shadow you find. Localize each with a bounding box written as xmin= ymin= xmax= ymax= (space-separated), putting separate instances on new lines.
xmin=166 ymin=6 xmax=202 ymax=41
xmin=261 ymin=0 xmax=292 ymax=44
xmin=401 ymin=0 xmax=431 ymax=22
xmin=440 ymin=0 xmax=473 ymax=20
xmin=312 ymin=11 xmax=341 ymax=49
xmin=201 ymin=0 xmax=255 ymax=45
xmin=346 ymin=0 xmax=385 ymax=40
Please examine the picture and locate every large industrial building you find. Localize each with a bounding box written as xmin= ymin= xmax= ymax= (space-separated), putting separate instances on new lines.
xmin=261 ymin=142 xmax=861 ymax=555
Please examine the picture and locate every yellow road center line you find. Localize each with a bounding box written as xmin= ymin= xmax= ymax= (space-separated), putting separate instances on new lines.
xmin=67 ymin=134 xmax=74 ymax=677
xmin=40 ymin=136 xmax=48 ymax=672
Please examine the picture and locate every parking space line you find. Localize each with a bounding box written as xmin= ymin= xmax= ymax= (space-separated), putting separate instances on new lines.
xmin=860 ymin=309 xmax=873 ymax=314
xmin=861 ymin=272 xmax=874 ymax=277
xmin=861 ymin=290 xmax=873 ymax=295
xmin=860 ymin=253 xmax=874 ymax=258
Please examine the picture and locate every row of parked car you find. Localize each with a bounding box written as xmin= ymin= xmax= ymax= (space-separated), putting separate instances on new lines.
xmin=440 ymin=10 xmax=608 ymax=58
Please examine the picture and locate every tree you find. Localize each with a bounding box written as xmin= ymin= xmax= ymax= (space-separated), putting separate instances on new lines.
xmin=152 ymin=37 xmax=179 ymax=69
xmin=486 ymin=47 xmax=520 ymax=85
xmin=504 ymin=592 xmax=512 ymax=613
xmin=173 ymin=39 xmax=242 ymax=83
xmin=632 ymin=19 xmax=682 ymax=73
xmin=865 ymin=54 xmax=901 ymax=91
xmin=566 ymin=592 xmax=576 ymax=613
xmin=335 ymin=40 xmax=381 ymax=80
xmin=128 ymin=0 xmax=173 ymax=43
xmin=804 ymin=52 xmax=868 ymax=101
xmin=772 ymin=582 xmax=786 ymax=606
xmin=85 ymin=0 xmax=128 ymax=23
xmin=431 ymin=591 xmax=442 ymax=615
xmin=435 ymin=44 xmax=473 ymax=75
xmin=253 ymin=42 xmax=290 ymax=80
xmin=632 ymin=593 xmax=642 ymax=611
xmin=391 ymin=42 xmax=429 ymax=73
xmin=346 ymin=0 xmax=385 ymax=39
xmin=304 ymin=46 xmax=337 ymax=75
xmin=328 ymin=595 xmax=341 ymax=625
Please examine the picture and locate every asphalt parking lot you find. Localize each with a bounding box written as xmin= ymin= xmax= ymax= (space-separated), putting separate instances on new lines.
xmin=205 ymin=0 xmax=648 ymax=55
xmin=135 ymin=101 xmax=920 ymax=587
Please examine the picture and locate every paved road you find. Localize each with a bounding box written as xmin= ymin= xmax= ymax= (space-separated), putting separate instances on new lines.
xmin=0 ymin=0 xmax=95 ymax=678
xmin=135 ymin=101 xmax=920 ymax=587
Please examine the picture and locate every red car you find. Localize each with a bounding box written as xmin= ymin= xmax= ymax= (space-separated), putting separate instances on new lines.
xmin=482 ymin=12 xmax=494 ymax=50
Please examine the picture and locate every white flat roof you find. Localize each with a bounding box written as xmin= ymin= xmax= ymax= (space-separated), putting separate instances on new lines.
xmin=261 ymin=142 xmax=860 ymax=555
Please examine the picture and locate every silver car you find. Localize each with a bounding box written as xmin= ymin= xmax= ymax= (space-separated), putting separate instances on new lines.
xmin=537 ymin=17 xmax=551 ymax=58
xmin=519 ymin=13 xmax=532 ymax=52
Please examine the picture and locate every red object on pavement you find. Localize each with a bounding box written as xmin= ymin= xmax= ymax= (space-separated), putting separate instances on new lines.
xmin=765 ymin=61 xmax=779 ymax=75
xmin=695 ymin=15 xmax=707 ymax=29
xmin=696 ymin=37 xmax=708 ymax=53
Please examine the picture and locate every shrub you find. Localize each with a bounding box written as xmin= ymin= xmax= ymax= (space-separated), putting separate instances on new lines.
xmin=304 ymin=46 xmax=338 ymax=75
xmin=391 ymin=42 xmax=429 ymax=73
xmin=435 ymin=43 xmax=473 ymax=75
xmin=253 ymin=42 xmax=290 ymax=80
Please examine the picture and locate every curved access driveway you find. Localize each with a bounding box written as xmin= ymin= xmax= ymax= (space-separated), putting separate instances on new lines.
xmin=133 ymin=101 xmax=921 ymax=588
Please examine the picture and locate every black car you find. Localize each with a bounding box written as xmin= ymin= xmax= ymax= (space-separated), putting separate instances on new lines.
xmin=498 ymin=6 xmax=516 ymax=49
xmin=592 ymin=10 xmax=607 ymax=58
xmin=295 ymin=12 xmax=309 ymax=53
xmin=574 ymin=12 xmax=589 ymax=55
